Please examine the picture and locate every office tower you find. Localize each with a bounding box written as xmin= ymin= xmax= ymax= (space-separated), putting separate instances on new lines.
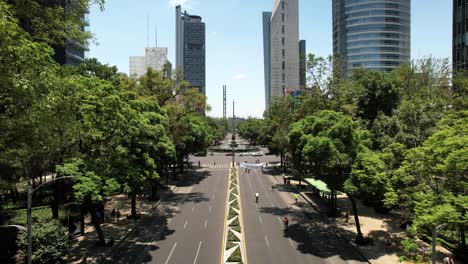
xmin=454 ymin=0 xmax=468 ymax=71
xmin=332 ymin=0 xmax=411 ymax=74
xmin=175 ymin=5 xmax=206 ymax=95
xmin=263 ymin=12 xmax=273 ymax=108
xmin=299 ymin=40 xmax=306 ymax=89
xmin=129 ymin=47 xmax=171 ymax=78
xmin=263 ymin=0 xmax=300 ymax=109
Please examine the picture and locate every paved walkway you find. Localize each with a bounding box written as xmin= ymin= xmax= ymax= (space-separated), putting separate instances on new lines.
xmin=273 ymin=175 xmax=455 ymax=264
xmin=66 ymin=183 xmax=179 ymax=264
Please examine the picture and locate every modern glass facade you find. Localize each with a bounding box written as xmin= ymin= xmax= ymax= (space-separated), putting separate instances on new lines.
xmin=263 ymin=12 xmax=272 ymax=108
xmin=453 ymin=0 xmax=468 ymax=71
xmin=176 ymin=6 xmax=206 ymax=95
xmin=333 ymin=0 xmax=411 ymax=74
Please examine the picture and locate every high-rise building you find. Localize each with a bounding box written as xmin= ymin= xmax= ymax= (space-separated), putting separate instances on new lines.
xmin=299 ymin=40 xmax=306 ymax=89
xmin=263 ymin=0 xmax=300 ymax=109
xmin=453 ymin=0 xmax=468 ymax=72
xmin=332 ymin=0 xmax=411 ymax=74
xmin=263 ymin=12 xmax=273 ymax=108
xmin=175 ymin=5 xmax=206 ymax=95
xmin=129 ymin=47 xmax=171 ymax=78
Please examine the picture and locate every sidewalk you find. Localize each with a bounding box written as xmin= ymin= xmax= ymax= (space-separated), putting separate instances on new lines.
xmin=270 ymin=173 xmax=454 ymax=264
xmin=66 ymin=184 xmax=177 ymax=264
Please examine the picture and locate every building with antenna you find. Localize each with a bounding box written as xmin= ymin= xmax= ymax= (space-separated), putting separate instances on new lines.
xmin=129 ymin=23 xmax=171 ymax=78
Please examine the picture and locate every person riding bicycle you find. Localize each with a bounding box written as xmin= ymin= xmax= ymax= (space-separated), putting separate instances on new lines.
xmin=255 ymin=192 xmax=259 ymax=203
xmin=283 ymin=217 xmax=289 ymax=230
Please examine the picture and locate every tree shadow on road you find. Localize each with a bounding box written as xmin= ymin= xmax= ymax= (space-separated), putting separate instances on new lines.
xmin=258 ymin=206 xmax=367 ymax=262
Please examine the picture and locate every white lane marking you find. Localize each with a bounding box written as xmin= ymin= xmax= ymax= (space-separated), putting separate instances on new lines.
xmin=192 ymin=206 xmax=195 ymax=212
xmin=204 ymin=219 xmax=208 ymax=229
xmin=184 ymin=220 xmax=188 ymax=229
xmin=193 ymin=241 xmax=202 ymax=264
xmin=277 ymin=217 xmax=283 ymax=224
xmin=265 ymin=235 xmax=270 ymax=248
xmin=258 ymin=215 xmax=263 ymax=224
xmin=289 ymin=238 xmax=294 ymax=247
xmin=209 ymin=206 xmax=212 ymax=213
xmin=164 ymin=242 xmax=177 ymax=264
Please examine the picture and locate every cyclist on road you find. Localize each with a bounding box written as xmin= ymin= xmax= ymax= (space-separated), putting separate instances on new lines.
xmin=255 ymin=192 xmax=259 ymax=203
xmin=283 ymin=217 xmax=289 ymax=230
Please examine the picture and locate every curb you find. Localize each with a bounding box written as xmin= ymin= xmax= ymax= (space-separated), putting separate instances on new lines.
xmin=270 ymin=173 xmax=371 ymax=264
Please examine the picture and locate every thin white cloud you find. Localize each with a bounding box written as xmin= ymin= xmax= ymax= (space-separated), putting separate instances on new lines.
xmin=233 ymin=73 xmax=247 ymax=80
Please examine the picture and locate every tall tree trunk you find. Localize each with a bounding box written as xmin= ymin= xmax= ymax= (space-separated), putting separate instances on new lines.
xmin=51 ymin=182 xmax=59 ymax=219
xmin=348 ymin=195 xmax=365 ymax=244
xmin=280 ymin=152 xmax=284 ymax=172
xmin=90 ymin=210 xmax=106 ymax=246
xmin=460 ymin=224 xmax=466 ymax=249
xmin=131 ymin=194 xmax=137 ymax=219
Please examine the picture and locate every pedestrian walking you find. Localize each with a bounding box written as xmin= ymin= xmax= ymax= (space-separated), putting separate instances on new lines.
xmin=345 ymin=209 xmax=349 ymax=223
xmin=283 ymin=174 xmax=286 ymax=185
xmin=198 ymin=160 xmax=201 ymax=167
xmin=443 ymin=256 xmax=455 ymax=264
xmin=294 ymin=193 xmax=299 ymax=204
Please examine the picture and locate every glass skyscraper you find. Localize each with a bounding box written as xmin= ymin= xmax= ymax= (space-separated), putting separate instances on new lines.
xmin=176 ymin=5 xmax=206 ymax=96
xmin=332 ymin=0 xmax=411 ymax=74
xmin=453 ymin=0 xmax=468 ymax=72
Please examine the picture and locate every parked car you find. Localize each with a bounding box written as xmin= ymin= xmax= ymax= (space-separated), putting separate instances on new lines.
xmin=253 ymin=151 xmax=264 ymax=156
xmin=225 ymin=153 xmax=233 ymax=156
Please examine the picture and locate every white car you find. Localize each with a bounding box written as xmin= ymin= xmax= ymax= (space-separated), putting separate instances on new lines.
xmin=253 ymin=152 xmax=263 ymax=156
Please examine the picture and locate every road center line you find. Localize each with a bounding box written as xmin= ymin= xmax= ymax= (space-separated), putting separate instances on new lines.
xmin=209 ymin=205 xmax=212 ymax=213
xmin=164 ymin=242 xmax=177 ymax=264
xmin=204 ymin=219 xmax=208 ymax=229
xmin=289 ymin=238 xmax=294 ymax=247
xmin=258 ymin=215 xmax=263 ymax=224
xmin=192 ymin=206 xmax=195 ymax=212
xmin=184 ymin=220 xmax=188 ymax=229
xmin=265 ymin=235 xmax=270 ymax=248
xmin=193 ymin=241 xmax=202 ymax=264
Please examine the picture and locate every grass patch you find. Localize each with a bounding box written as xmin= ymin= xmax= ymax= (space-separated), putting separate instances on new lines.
xmin=231 ymin=187 xmax=238 ymax=195
xmin=231 ymin=225 xmax=241 ymax=233
xmin=8 ymin=205 xmax=75 ymax=226
xmin=229 ymin=217 xmax=240 ymax=227
xmin=227 ymin=246 xmax=242 ymax=262
xmin=227 ymin=229 xmax=240 ymax=242
xmin=228 ymin=207 xmax=238 ymax=219
xmin=226 ymin=241 xmax=238 ymax=250
xmin=229 ymin=193 xmax=237 ymax=203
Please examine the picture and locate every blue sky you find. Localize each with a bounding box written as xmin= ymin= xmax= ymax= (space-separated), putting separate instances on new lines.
xmin=88 ymin=0 xmax=452 ymax=118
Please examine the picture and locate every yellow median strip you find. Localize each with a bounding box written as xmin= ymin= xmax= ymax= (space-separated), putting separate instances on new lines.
xmin=221 ymin=165 xmax=246 ymax=264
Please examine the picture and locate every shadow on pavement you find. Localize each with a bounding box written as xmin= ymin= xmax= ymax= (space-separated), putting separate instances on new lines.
xmin=258 ymin=205 xmax=366 ymax=262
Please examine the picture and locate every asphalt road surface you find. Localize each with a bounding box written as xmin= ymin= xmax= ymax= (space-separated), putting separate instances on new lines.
xmin=103 ymin=138 xmax=367 ymax=264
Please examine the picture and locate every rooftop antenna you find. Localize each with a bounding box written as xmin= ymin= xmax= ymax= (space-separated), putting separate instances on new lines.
xmin=146 ymin=13 xmax=149 ymax=48
xmin=155 ymin=24 xmax=158 ymax=47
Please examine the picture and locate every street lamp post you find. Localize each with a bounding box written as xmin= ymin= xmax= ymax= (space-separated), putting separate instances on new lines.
xmin=232 ymin=100 xmax=235 ymax=166
xmin=27 ymin=176 xmax=76 ymax=264
xmin=432 ymin=223 xmax=447 ymax=264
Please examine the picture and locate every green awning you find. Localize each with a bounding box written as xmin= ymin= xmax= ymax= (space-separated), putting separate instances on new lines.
xmin=305 ymin=178 xmax=331 ymax=194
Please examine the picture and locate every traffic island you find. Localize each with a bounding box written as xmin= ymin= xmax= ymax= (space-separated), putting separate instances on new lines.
xmin=222 ymin=166 xmax=246 ymax=264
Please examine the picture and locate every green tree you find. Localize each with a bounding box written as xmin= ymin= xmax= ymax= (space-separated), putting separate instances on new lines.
xmin=17 ymin=220 xmax=71 ymax=264
xmin=57 ymin=159 xmax=119 ymax=246
xmin=289 ymin=110 xmax=370 ymax=243
xmin=238 ymin=118 xmax=264 ymax=145
xmin=394 ymin=111 xmax=468 ymax=250
xmin=353 ymin=70 xmax=400 ymax=126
